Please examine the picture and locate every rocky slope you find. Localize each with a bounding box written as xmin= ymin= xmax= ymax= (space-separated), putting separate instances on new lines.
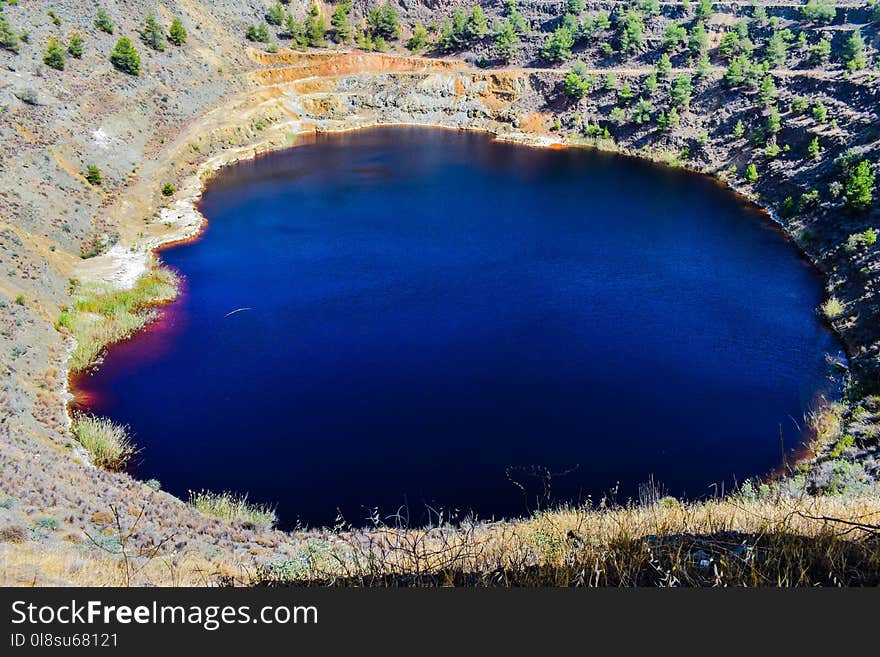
xmin=0 ymin=1 xmax=878 ymax=584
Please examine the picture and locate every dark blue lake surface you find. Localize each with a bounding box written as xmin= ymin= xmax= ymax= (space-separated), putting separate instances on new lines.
xmin=80 ymin=127 xmax=842 ymax=528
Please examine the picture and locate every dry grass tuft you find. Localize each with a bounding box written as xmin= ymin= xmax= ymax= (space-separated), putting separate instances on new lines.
xmin=72 ymin=415 xmax=136 ymax=471
xmin=189 ymin=490 xmax=277 ymax=530
xmin=821 ymin=296 xmax=844 ymax=320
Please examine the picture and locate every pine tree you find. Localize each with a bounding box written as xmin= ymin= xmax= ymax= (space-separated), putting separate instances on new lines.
xmin=766 ymin=108 xmax=781 ymax=134
xmin=619 ymin=10 xmax=644 ymax=54
xmin=842 ymin=29 xmax=866 ymax=72
xmin=732 ymin=119 xmax=744 ymax=138
xmin=331 ymin=3 xmax=352 ymax=43
xmin=305 ymin=4 xmax=326 ymax=47
xmin=141 ymin=15 xmax=166 ymax=52
xmin=266 ymin=2 xmax=285 ymax=26
xmin=656 ymin=53 xmax=672 ymax=78
xmin=689 ymin=21 xmax=708 ymax=57
xmin=407 ymin=23 xmax=428 ymax=52
xmin=765 ymin=30 xmax=787 ymax=67
xmin=493 ymin=19 xmax=518 ymax=61
xmin=43 ymin=38 xmax=66 ymax=70
xmin=246 ymin=23 xmax=271 ymax=43
xmin=0 ymin=11 xmax=20 ymax=52
xmin=564 ymin=70 xmax=589 ymax=100
xmin=671 ymin=74 xmax=692 ymax=108
xmin=745 ymin=163 xmax=759 ymax=183
xmin=467 ymin=5 xmax=488 ymax=40
xmin=758 ymin=75 xmax=777 ymax=106
xmin=541 ymin=25 xmax=574 ymax=62
xmin=367 ymin=4 xmax=401 ymax=40
xmin=633 ymin=98 xmax=652 ymax=124
xmin=845 ymin=160 xmax=876 ymax=211
xmin=169 ymin=18 xmax=187 ymax=46
xmin=810 ymin=37 xmax=831 ymax=64
xmin=94 ymin=10 xmax=114 ymax=35
xmin=68 ymin=33 xmax=83 ymax=58
xmin=110 ymin=37 xmax=141 ymax=75
xmin=695 ymin=0 xmax=714 ymax=20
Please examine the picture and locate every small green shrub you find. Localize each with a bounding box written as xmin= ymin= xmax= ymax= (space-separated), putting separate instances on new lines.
xmin=829 ymin=434 xmax=855 ymax=458
xmin=844 ymin=160 xmax=875 ymax=211
xmin=161 ymin=183 xmax=175 ymax=197
xmin=85 ymin=164 xmax=103 ymax=186
xmin=35 ymin=517 xmax=60 ymax=531
xmin=846 ymin=228 xmax=877 ymax=251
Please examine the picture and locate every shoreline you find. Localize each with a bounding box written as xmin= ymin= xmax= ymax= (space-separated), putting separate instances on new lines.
xmin=65 ymin=119 xmax=851 ymax=511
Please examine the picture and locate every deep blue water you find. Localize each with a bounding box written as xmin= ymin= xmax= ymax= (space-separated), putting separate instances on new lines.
xmin=79 ymin=127 xmax=842 ymax=528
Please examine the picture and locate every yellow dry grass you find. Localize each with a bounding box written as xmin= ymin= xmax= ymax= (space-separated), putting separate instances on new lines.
xmin=4 ymin=493 xmax=880 ymax=587
xmin=265 ymin=493 xmax=880 ymax=587
xmin=0 ymin=542 xmax=255 ymax=587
